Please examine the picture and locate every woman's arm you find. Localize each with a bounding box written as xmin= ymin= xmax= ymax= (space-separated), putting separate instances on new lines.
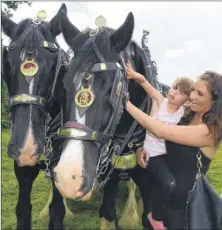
xmin=126 ymin=101 xmax=214 ymax=148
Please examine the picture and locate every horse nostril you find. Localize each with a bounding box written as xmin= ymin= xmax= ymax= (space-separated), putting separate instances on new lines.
xmin=72 ymin=175 xmax=76 ymax=180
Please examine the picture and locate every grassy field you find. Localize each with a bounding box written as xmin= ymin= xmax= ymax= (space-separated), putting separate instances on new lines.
xmin=2 ymin=129 xmax=222 ymax=229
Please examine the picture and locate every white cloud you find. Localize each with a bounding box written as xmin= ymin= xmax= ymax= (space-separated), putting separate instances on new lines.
xmin=218 ymin=63 xmax=222 ymax=73
xmin=163 ymin=40 xmax=205 ymax=60
xmin=163 ymin=48 xmax=185 ymax=59
xmin=184 ymin=40 xmax=205 ymax=54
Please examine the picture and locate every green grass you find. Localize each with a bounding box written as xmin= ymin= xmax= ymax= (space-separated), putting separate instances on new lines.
xmin=2 ymin=129 xmax=222 ymax=229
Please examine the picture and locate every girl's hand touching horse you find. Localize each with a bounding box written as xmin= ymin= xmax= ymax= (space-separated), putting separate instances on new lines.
xmin=126 ymin=61 xmax=145 ymax=84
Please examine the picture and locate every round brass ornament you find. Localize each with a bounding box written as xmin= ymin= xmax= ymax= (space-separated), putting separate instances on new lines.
xmin=20 ymin=59 xmax=39 ymax=77
xmin=37 ymin=10 xmax=47 ymax=20
xmin=75 ymin=87 xmax=95 ymax=108
xmin=95 ymin=15 xmax=106 ymax=28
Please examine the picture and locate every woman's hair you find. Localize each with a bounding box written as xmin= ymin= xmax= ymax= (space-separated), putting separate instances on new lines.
xmin=180 ymin=71 xmax=222 ymax=145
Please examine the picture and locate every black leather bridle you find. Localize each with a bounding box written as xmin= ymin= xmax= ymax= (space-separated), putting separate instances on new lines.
xmin=2 ymin=22 xmax=69 ymax=130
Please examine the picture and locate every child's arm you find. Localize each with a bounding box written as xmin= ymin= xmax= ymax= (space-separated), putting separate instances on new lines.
xmin=126 ymin=61 xmax=164 ymax=106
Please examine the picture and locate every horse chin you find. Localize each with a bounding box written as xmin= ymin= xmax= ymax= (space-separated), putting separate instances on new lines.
xmin=7 ymin=139 xmax=42 ymax=167
xmin=80 ymin=190 xmax=93 ymax=201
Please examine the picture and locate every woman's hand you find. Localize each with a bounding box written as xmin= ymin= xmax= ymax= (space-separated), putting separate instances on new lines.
xmin=126 ymin=61 xmax=145 ymax=84
xmin=136 ymin=147 xmax=148 ymax=168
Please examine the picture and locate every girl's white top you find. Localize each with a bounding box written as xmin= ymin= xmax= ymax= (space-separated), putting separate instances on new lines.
xmin=143 ymin=98 xmax=184 ymax=158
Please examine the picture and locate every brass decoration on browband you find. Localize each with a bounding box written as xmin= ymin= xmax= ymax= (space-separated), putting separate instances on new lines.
xmin=92 ymin=132 xmax=97 ymax=140
xmin=100 ymin=63 xmax=106 ymax=70
xmin=75 ymin=86 xmax=95 ymax=108
xmin=58 ymin=128 xmax=87 ymax=138
xmin=20 ymin=59 xmax=39 ymax=77
xmin=11 ymin=94 xmax=37 ymax=104
xmin=43 ymin=41 xmax=48 ymax=47
xmin=95 ymin=15 xmax=107 ymax=28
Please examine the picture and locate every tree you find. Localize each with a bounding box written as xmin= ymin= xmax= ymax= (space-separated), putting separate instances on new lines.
xmin=2 ymin=1 xmax=31 ymax=17
xmin=1 ymin=1 xmax=31 ymax=129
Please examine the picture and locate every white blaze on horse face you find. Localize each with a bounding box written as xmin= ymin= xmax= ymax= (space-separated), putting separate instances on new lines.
xmin=54 ymin=75 xmax=87 ymax=198
xmin=59 ymin=108 xmax=86 ymax=166
xmin=18 ymin=79 xmax=38 ymax=166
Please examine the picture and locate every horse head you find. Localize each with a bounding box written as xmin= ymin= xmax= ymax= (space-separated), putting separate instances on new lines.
xmin=1 ymin=3 xmax=67 ymax=166
xmin=52 ymin=12 xmax=134 ymax=200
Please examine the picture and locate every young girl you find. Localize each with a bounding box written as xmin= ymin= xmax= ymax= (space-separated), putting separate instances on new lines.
xmin=126 ymin=61 xmax=194 ymax=229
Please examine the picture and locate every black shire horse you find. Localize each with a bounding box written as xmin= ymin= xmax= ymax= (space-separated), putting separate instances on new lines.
xmin=49 ymin=11 xmax=135 ymax=202
xmin=42 ymin=10 xmax=162 ymax=230
xmin=1 ymin=4 xmax=69 ymax=229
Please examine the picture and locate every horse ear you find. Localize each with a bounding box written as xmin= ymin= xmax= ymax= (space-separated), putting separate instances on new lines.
xmin=60 ymin=10 xmax=80 ymax=48
xmin=49 ymin=3 xmax=67 ymax=37
xmin=1 ymin=14 xmax=17 ymax=38
xmin=111 ymin=12 xmax=134 ymax=52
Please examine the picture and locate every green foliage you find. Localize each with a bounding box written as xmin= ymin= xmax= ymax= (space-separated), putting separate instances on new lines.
xmin=1 ymin=130 xmax=222 ymax=229
xmin=1 ymin=1 xmax=31 ymax=17
xmin=1 ymin=79 xmax=9 ymax=129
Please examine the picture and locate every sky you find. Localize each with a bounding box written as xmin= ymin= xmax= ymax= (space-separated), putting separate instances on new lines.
xmin=2 ymin=1 xmax=222 ymax=85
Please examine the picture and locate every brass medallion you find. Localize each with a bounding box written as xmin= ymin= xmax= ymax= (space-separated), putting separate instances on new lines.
xmin=75 ymin=86 xmax=95 ymax=108
xmin=20 ymin=59 xmax=39 ymax=77
xmin=37 ymin=10 xmax=47 ymax=20
xmin=95 ymin=15 xmax=107 ymax=28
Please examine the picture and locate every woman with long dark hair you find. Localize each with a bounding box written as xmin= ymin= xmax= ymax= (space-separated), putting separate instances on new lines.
xmin=126 ymin=71 xmax=222 ymax=229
